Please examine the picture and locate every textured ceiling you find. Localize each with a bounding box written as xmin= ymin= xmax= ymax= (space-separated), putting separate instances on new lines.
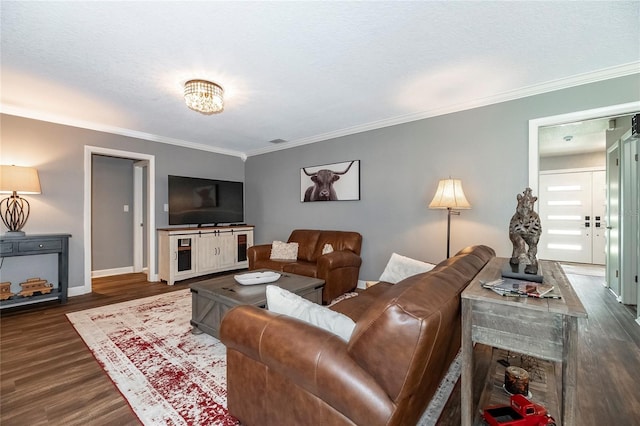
xmin=1 ymin=1 xmax=639 ymax=158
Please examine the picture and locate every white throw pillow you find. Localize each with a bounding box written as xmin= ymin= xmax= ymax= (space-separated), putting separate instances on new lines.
xmin=265 ymin=285 xmax=356 ymax=341
xmin=322 ymin=243 xmax=334 ymax=255
xmin=378 ymin=253 xmax=436 ymax=284
xmin=270 ymin=240 xmax=299 ymax=260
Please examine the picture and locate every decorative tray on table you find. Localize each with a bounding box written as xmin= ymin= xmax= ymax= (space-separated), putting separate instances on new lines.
xmin=234 ymin=271 xmax=281 ymax=285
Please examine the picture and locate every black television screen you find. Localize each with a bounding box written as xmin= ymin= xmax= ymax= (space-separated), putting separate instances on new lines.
xmin=168 ymin=175 xmax=244 ymax=226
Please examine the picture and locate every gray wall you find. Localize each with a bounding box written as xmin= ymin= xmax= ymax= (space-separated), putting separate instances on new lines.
xmin=92 ymin=155 xmax=135 ymax=271
xmin=1 ymin=114 xmax=245 ymax=290
xmin=245 ymin=74 xmax=640 ymax=281
xmin=1 ymin=74 xmax=638 ymax=290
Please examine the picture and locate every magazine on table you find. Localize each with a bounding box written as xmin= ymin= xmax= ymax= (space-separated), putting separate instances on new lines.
xmin=481 ymin=277 xmax=558 ymax=298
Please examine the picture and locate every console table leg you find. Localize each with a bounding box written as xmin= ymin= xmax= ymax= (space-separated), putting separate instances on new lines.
xmin=562 ymin=316 xmax=579 ymax=426
xmin=461 ymin=298 xmax=473 ymax=426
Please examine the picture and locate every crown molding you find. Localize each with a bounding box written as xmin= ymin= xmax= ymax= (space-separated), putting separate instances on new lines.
xmin=2 ymin=62 xmax=638 ymax=159
xmin=0 ymin=106 xmax=246 ymax=159
xmin=245 ymin=61 xmax=640 ymax=157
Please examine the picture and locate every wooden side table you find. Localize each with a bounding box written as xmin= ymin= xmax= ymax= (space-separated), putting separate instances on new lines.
xmin=461 ymin=258 xmax=587 ymax=426
xmin=0 ymin=233 xmax=71 ymax=309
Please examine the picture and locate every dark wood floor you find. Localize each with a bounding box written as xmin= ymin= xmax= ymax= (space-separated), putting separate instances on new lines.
xmin=1 ymin=270 xmax=639 ymax=425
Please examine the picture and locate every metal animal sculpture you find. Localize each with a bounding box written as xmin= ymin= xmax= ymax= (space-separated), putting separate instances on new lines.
xmin=509 ymin=188 xmax=542 ymax=274
xmin=302 ymin=161 xmax=355 ymax=202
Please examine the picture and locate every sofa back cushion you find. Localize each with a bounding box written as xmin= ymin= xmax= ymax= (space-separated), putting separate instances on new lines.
xmin=288 ymin=229 xmax=321 ymax=262
xmin=312 ymin=230 xmax=362 ymax=261
xmin=347 ymin=245 xmax=495 ymax=405
xmin=288 ymin=229 xmax=363 ymax=262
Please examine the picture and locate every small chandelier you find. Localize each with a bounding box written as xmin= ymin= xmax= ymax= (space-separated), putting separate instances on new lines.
xmin=184 ymin=79 xmax=224 ymax=114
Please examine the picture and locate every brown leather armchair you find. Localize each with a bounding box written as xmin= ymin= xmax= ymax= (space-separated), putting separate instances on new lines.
xmin=221 ymin=245 xmax=496 ymax=426
xmin=248 ymin=229 xmax=362 ymax=304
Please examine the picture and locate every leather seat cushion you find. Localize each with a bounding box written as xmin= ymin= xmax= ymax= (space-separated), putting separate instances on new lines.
xmin=282 ymin=261 xmax=318 ymax=277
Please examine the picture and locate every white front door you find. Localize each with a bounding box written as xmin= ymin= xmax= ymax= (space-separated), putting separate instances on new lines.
xmin=538 ymin=170 xmax=605 ymax=264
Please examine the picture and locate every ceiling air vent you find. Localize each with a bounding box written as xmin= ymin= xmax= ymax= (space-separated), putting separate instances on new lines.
xmin=268 ymin=138 xmax=287 ymax=144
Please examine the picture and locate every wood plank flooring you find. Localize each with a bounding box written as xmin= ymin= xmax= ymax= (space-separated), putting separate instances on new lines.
xmin=1 ymin=274 xmax=190 ymax=426
xmin=2 ymin=269 xmax=639 ymax=425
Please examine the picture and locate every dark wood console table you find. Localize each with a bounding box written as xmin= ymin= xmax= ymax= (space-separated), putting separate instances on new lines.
xmin=461 ymin=258 xmax=587 ymax=426
xmin=0 ymin=234 xmax=71 ymax=309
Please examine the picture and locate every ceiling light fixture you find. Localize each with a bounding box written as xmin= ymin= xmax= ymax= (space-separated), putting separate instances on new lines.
xmin=184 ymin=79 xmax=224 ymax=114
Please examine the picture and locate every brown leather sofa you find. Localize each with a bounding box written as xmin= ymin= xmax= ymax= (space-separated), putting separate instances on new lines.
xmin=248 ymin=229 xmax=362 ymax=304
xmin=221 ymin=245 xmax=495 ymax=426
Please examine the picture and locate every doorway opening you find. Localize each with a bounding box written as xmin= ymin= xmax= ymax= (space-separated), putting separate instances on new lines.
xmin=528 ymin=102 xmax=639 ymax=321
xmin=81 ymin=146 xmax=156 ymax=295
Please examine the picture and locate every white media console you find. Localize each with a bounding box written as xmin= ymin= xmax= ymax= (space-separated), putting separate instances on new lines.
xmin=158 ymin=225 xmax=254 ymax=285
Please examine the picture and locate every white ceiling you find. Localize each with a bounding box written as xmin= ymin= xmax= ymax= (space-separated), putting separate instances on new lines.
xmin=1 ymin=1 xmax=639 ymax=158
xmin=538 ymin=116 xmax=629 ymax=158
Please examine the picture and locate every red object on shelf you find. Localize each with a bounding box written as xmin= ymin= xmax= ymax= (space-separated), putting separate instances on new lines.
xmin=482 ymin=394 xmax=556 ymax=426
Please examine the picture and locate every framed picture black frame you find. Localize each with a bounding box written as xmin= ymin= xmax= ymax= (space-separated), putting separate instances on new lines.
xmin=300 ymin=160 xmax=360 ymax=202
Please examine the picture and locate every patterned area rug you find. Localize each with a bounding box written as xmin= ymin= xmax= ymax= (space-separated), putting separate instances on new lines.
xmin=66 ymin=289 xmax=238 ymax=426
xmin=67 ymin=289 xmax=458 ymax=426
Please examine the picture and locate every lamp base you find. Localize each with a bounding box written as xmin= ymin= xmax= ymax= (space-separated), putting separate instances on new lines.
xmin=2 ymin=230 xmax=26 ymax=238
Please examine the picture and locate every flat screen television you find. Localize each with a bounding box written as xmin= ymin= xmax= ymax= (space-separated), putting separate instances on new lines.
xmin=168 ymin=175 xmax=244 ymax=226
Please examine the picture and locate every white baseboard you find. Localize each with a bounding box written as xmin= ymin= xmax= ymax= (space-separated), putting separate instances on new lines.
xmin=92 ymin=266 xmax=134 ymax=278
xmin=68 ymin=286 xmax=89 ymax=297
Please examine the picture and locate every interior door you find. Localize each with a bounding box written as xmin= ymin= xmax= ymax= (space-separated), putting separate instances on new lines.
xmin=538 ymin=171 xmax=596 ymax=263
xmin=606 ymin=143 xmax=620 ymax=295
xmin=621 ymin=136 xmax=638 ymax=304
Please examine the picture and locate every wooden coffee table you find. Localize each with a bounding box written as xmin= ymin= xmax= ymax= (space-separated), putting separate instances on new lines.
xmin=190 ymin=269 xmax=325 ymax=338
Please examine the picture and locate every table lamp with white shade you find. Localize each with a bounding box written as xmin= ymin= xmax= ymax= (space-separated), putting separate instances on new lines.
xmin=0 ymin=165 xmax=42 ymax=237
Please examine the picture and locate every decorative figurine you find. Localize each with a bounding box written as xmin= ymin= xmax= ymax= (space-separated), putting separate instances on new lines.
xmin=18 ymin=277 xmax=53 ymax=297
xmin=0 ymin=282 xmax=14 ymax=300
xmin=482 ymin=394 xmax=556 ymax=426
xmin=509 ymin=188 xmax=541 ymax=275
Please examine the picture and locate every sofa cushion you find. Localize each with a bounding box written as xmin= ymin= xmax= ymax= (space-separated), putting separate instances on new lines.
xmin=270 ymin=240 xmax=299 ymax=260
xmin=312 ymin=230 xmax=363 ymax=261
xmin=265 ymin=285 xmax=356 ymax=341
xmin=379 ymin=253 xmax=436 ymax=283
xmin=288 ymin=229 xmax=321 ymax=262
xmin=282 ymin=261 xmax=318 ymax=278
xmin=329 ymin=282 xmax=393 ymax=322
xmin=322 ymin=243 xmax=334 ymax=255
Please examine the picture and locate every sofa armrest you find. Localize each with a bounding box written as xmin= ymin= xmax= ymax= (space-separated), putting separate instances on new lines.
xmin=317 ymin=250 xmax=362 ymax=274
xmin=220 ymin=305 xmax=394 ymax=424
xmin=317 ymin=251 xmax=362 ymax=303
xmin=247 ymin=244 xmax=272 ymax=269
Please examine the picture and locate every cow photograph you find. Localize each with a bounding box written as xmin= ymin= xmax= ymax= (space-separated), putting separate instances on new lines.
xmin=300 ymin=160 xmax=360 ymax=202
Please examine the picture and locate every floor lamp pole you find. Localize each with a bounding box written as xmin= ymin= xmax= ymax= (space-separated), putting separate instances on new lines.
xmin=446 ymin=207 xmax=452 ymax=258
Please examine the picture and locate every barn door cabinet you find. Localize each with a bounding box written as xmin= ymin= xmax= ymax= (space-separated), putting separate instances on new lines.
xmin=158 ymin=226 xmax=253 ymax=285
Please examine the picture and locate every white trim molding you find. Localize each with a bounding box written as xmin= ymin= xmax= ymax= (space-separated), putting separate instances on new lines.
xmin=91 ymin=266 xmax=135 ymax=278
xmin=84 ymin=146 xmax=157 ymax=296
xmin=528 ymin=101 xmax=640 ymax=195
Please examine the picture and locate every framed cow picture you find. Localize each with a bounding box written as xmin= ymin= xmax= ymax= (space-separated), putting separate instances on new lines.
xmin=300 ymin=160 xmax=360 ymax=202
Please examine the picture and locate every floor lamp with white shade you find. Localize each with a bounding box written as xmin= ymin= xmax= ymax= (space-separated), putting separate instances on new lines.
xmin=429 ymin=178 xmax=471 ymax=258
